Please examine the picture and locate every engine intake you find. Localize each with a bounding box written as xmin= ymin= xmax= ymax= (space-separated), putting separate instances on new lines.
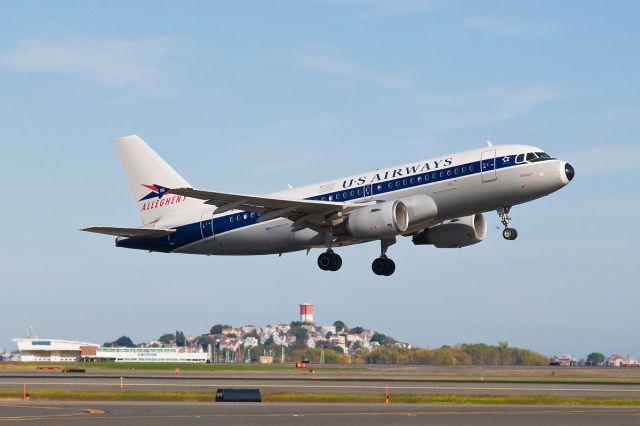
xmin=413 ymin=213 xmax=487 ymax=248
xmin=346 ymin=201 xmax=409 ymax=239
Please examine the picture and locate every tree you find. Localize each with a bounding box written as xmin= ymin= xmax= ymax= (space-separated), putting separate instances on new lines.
xmin=587 ymin=352 xmax=605 ymax=366
xmin=197 ymin=335 xmax=210 ymax=351
xmin=104 ymin=336 xmax=135 ymax=348
xmin=370 ymin=333 xmax=389 ymax=346
xmin=210 ymin=324 xmax=231 ymax=335
xmin=349 ymin=327 xmax=365 ymax=335
xmin=333 ymin=320 xmax=347 ymax=333
xmin=158 ymin=333 xmax=175 ymax=345
xmin=175 ymin=331 xmax=186 ymax=347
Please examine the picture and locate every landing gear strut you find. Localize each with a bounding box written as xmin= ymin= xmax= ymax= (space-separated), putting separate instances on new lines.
xmin=317 ymin=250 xmax=342 ymax=271
xmin=372 ymin=238 xmax=396 ymax=276
xmin=498 ymin=207 xmax=518 ymax=240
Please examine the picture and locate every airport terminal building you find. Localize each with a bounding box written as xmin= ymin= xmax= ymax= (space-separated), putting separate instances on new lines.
xmin=13 ymin=338 xmax=208 ymax=363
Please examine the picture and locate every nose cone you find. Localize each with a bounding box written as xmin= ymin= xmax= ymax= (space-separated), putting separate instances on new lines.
xmin=564 ymin=163 xmax=575 ymax=182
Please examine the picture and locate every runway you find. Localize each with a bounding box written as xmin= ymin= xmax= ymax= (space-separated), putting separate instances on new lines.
xmin=2 ymin=401 xmax=640 ymax=425
xmin=3 ymin=372 xmax=640 ymax=397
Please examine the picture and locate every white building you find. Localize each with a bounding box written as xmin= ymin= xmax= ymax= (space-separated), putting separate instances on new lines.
xmin=13 ymin=338 xmax=98 ymax=362
xmin=13 ymin=338 xmax=208 ymax=363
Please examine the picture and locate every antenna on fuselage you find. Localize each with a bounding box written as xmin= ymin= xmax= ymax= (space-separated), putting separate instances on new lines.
xmin=486 ymin=139 xmax=493 ymax=147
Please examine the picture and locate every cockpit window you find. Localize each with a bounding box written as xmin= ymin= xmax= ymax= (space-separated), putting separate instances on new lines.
xmin=527 ymin=151 xmax=554 ymax=162
xmin=516 ymin=153 xmax=525 ymax=163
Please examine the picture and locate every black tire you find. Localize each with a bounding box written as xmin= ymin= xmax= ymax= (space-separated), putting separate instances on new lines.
xmin=372 ymin=258 xmax=386 ymax=275
xmin=317 ymin=253 xmax=332 ymax=270
xmin=503 ymin=228 xmax=518 ymax=240
xmin=383 ymin=259 xmax=396 ymax=276
xmin=329 ymin=253 xmax=342 ymax=271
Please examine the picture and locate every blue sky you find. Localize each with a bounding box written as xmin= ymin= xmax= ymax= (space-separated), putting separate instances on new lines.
xmin=1 ymin=1 xmax=639 ymax=358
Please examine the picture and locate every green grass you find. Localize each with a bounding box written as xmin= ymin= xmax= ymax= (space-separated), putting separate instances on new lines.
xmin=0 ymin=362 xmax=364 ymax=372
xmin=265 ymin=393 xmax=640 ymax=406
xmin=1 ymin=390 xmax=640 ymax=406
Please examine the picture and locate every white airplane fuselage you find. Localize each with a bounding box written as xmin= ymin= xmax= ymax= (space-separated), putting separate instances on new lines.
xmin=112 ymin=143 xmax=574 ymax=257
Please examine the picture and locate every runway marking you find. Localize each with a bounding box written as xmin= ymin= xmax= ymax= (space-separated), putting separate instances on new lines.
xmin=0 ymin=404 xmax=105 ymax=422
xmin=7 ymin=381 xmax=640 ymax=393
xmin=5 ymin=406 xmax=640 ymax=422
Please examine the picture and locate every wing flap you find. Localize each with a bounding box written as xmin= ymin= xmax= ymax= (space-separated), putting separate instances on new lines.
xmin=82 ymin=226 xmax=176 ymax=238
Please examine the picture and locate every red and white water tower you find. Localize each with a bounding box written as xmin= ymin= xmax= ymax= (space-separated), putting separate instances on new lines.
xmin=299 ymin=303 xmax=314 ymax=324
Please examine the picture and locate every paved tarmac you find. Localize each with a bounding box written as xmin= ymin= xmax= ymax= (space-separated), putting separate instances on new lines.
xmin=3 ymin=373 xmax=640 ymax=397
xmin=2 ymin=401 xmax=640 ymax=425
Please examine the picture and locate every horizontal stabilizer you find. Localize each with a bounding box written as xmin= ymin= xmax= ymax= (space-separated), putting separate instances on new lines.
xmin=81 ymin=226 xmax=175 ymax=238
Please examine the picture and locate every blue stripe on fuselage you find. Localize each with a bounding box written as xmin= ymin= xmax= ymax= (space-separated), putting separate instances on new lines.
xmin=117 ymin=155 xmax=522 ymax=252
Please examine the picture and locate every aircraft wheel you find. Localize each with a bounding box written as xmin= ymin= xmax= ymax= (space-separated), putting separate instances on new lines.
xmin=329 ymin=252 xmax=342 ymax=271
xmin=318 ymin=252 xmax=332 ymax=271
xmin=372 ymin=257 xmax=395 ymax=276
xmin=502 ymin=228 xmax=518 ymax=240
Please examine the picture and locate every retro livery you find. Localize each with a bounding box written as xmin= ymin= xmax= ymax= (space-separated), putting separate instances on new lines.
xmin=83 ymin=135 xmax=575 ymax=276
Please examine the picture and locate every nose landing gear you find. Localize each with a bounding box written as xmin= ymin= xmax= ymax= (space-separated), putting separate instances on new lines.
xmin=498 ymin=207 xmax=518 ymax=240
xmin=372 ymin=238 xmax=397 ymax=276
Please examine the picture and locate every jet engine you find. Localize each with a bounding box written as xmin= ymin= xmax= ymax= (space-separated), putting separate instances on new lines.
xmin=397 ymin=194 xmax=438 ymax=228
xmin=346 ymin=200 xmax=409 ymax=239
xmin=412 ymin=213 xmax=487 ymax=248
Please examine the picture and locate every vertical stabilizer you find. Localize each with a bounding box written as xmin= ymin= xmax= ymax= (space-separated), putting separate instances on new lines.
xmin=113 ymin=135 xmax=200 ymax=225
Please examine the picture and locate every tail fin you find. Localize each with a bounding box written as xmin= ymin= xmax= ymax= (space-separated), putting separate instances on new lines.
xmin=114 ymin=135 xmax=199 ymax=225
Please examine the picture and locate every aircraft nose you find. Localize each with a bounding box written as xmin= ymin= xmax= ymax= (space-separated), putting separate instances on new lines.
xmin=564 ymin=163 xmax=575 ymax=182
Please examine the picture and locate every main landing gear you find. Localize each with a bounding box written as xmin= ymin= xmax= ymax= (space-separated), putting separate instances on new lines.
xmin=498 ymin=207 xmax=518 ymax=240
xmin=372 ymin=238 xmax=396 ymax=276
xmin=317 ymin=250 xmax=342 ymax=271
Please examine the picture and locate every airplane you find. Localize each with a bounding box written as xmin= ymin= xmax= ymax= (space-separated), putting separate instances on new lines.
xmin=83 ymin=135 xmax=574 ymax=276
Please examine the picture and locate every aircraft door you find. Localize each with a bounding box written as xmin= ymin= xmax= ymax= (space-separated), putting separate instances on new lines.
xmin=200 ymin=211 xmax=214 ymax=239
xmin=363 ymin=184 xmax=373 ymax=201
xmin=481 ymin=149 xmax=497 ymax=182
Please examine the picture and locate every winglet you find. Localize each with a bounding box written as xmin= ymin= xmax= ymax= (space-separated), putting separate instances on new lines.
xmin=486 ymin=139 xmax=493 ymax=147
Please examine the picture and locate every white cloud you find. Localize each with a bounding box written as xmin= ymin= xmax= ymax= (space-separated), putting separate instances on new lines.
xmin=317 ymin=0 xmax=439 ymax=16
xmin=419 ymin=83 xmax=566 ymax=129
xmin=0 ymin=36 xmax=188 ymax=89
xmin=294 ymin=51 xmax=408 ymax=89
xmin=463 ymin=16 xmax=552 ymax=36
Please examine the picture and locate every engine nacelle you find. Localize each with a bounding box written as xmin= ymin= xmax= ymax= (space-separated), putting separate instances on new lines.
xmin=397 ymin=195 xmax=438 ymax=228
xmin=412 ymin=213 xmax=487 ymax=248
xmin=346 ymin=201 xmax=409 ymax=239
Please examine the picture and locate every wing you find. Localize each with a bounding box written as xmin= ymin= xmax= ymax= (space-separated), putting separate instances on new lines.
xmin=82 ymin=226 xmax=176 ymax=238
xmin=170 ymin=187 xmax=369 ymax=230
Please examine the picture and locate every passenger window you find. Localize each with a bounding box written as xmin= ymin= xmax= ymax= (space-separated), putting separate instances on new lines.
xmin=469 ymin=165 xmax=474 ymax=171
xmin=336 ymin=193 xmax=341 ymax=200
xmin=377 ymin=184 xmax=382 ymax=191
xmin=417 ymin=176 xmax=422 ymax=182
xmin=243 ymin=214 xmax=248 ymax=220
xmin=357 ymin=188 xmax=362 ymax=196
xmin=410 ymin=177 xmax=415 ymax=184
xmin=230 ymin=216 xmax=234 ymax=222
xmin=328 ymin=195 xmax=333 ymax=201
xmin=395 ymin=181 xmax=400 ymax=188
xmin=439 ymin=171 xmax=444 ymax=178
xmin=447 ymin=170 xmax=452 ymax=176
xmin=432 ymin=173 xmax=437 ymax=180
xmin=251 ymin=213 xmax=255 ymax=218
xmin=454 ymin=168 xmax=459 ymax=175
xmin=462 ymin=166 xmax=466 ymax=173
xmin=350 ymin=190 xmax=354 ymax=197
xmin=424 ymin=174 xmax=429 ymax=181
xmin=402 ymin=179 xmax=407 ymax=186
xmin=388 ymin=182 xmax=393 ymax=189
xmin=343 ymin=191 xmax=348 ymax=198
